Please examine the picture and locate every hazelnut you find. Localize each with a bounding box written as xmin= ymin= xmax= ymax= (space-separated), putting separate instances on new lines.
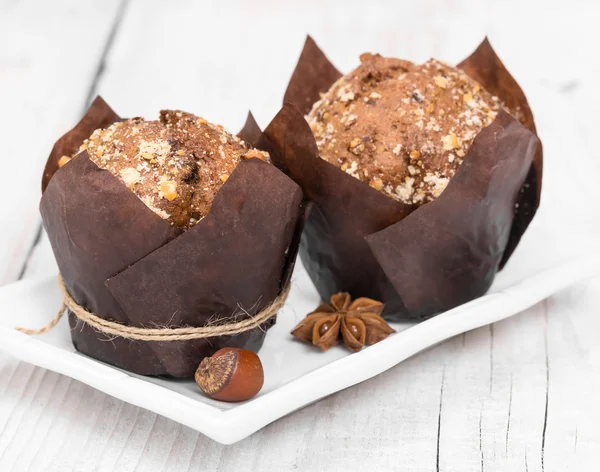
xmin=195 ymin=348 xmax=264 ymax=402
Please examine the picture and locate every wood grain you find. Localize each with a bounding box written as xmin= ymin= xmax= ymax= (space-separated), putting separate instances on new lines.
xmin=1 ymin=0 xmax=600 ymax=470
xmin=0 ymin=0 xmax=127 ymax=284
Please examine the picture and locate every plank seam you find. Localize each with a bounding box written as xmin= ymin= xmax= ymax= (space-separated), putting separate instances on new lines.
xmin=541 ymin=300 xmax=550 ymax=472
xmin=15 ymin=0 xmax=132 ymax=282
xmin=436 ymin=366 xmax=445 ymax=472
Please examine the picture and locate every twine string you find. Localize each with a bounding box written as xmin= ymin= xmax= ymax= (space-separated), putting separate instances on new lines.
xmin=16 ymin=275 xmax=290 ymax=341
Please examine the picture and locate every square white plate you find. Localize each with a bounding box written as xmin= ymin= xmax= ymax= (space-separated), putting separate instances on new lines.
xmin=1 ymin=204 xmax=599 ymax=444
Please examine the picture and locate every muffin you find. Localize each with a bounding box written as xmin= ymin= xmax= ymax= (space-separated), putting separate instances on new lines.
xmin=66 ymin=111 xmax=268 ymax=228
xmin=269 ymin=37 xmax=541 ymax=320
xmin=306 ymin=54 xmax=523 ymax=205
xmin=41 ymin=97 xmax=304 ymax=377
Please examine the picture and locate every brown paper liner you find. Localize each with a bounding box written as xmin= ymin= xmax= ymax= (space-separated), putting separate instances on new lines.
xmin=271 ymin=36 xmax=542 ymax=320
xmin=41 ymin=97 xmax=304 ymax=377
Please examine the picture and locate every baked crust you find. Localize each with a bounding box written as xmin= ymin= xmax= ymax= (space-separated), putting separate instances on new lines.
xmin=77 ymin=111 xmax=269 ymax=228
xmin=306 ymin=54 xmax=518 ymax=205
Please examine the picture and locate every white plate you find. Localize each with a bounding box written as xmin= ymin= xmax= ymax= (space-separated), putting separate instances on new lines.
xmin=1 ymin=207 xmax=599 ymax=444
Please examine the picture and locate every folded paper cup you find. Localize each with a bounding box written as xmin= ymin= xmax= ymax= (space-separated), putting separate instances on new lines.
xmin=41 ymin=97 xmax=305 ymax=377
xmin=265 ymin=37 xmax=542 ymax=320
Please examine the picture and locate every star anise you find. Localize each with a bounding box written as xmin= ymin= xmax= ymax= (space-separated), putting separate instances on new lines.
xmin=291 ymin=292 xmax=396 ymax=352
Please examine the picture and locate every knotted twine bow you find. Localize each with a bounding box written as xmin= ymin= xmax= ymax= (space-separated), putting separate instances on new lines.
xmin=16 ymin=274 xmax=290 ymax=340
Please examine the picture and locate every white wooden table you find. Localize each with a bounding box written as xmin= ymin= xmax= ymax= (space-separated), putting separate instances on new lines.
xmin=1 ymin=0 xmax=599 ymax=470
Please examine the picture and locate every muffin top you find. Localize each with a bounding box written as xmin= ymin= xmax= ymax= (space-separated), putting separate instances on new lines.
xmin=306 ymin=53 xmax=516 ymax=205
xmin=75 ymin=111 xmax=269 ymax=228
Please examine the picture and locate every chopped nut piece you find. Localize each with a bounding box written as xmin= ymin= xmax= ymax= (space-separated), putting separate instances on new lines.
xmin=159 ymin=180 xmax=178 ymax=201
xmin=349 ymin=138 xmax=364 ymax=155
xmin=434 ymin=76 xmax=448 ymax=88
xmin=463 ymin=93 xmax=478 ymax=108
xmin=58 ymin=156 xmax=71 ymax=168
xmin=220 ymin=174 xmax=229 ymax=182
xmin=337 ymin=85 xmax=355 ymax=102
xmin=423 ymin=174 xmax=450 ymax=198
xmin=344 ymin=114 xmax=357 ymax=128
xmin=350 ymin=144 xmax=364 ymax=155
xmin=410 ymin=150 xmax=421 ymax=159
xmin=345 ymin=161 xmax=359 ymax=177
xmin=350 ymin=138 xmax=362 ymax=148
xmin=442 ymin=133 xmax=459 ymax=150
xmin=392 ymin=144 xmax=402 ymax=156
xmin=395 ymin=178 xmax=415 ymax=201
xmin=370 ymin=178 xmax=383 ymax=190
xmin=142 ymin=152 xmax=154 ymax=160
xmin=119 ymin=167 xmax=141 ymax=187
xmin=242 ymin=149 xmax=268 ymax=161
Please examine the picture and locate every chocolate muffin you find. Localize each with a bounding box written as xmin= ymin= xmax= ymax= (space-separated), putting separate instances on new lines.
xmin=41 ymin=97 xmax=305 ymax=377
xmin=306 ymin=54 xmax=523 ymax=205
xmin=67 ymin=111 xmax=268 ymax=228
xmin=275 ymin=37 xmax=541 ymax=320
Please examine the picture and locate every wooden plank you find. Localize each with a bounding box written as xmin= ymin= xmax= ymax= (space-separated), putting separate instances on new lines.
xmin=0 ymin=0 xmax=126 ymax=285
xmin=2 ymin=280 xmax=599 ymax=471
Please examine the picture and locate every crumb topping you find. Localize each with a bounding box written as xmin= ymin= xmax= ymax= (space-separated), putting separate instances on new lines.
xmin=77 ymin=111 xmax=269 ymax=228
xmin=306 ymin=54 xmax=523 ymax=205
